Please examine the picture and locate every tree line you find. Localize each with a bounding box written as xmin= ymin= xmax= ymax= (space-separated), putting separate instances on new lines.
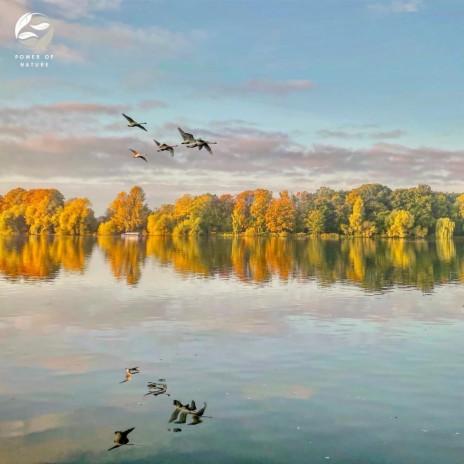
xmin=1 ymin=184 xmax=464 ymax=237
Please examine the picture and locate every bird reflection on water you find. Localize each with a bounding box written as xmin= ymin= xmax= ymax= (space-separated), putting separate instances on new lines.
xmin=169 ymin=400 xmax=208 ymax=426
xmin=119 ymin=367 xmax=140 ymax=384
xmin=108 ymin=427 xmax=135 ymax=451
xmin=145 ymin=381 xmax=169 ymax=397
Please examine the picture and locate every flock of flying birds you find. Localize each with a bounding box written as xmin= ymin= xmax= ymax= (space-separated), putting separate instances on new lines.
xmin=122 ymin=113 xmax=218 ymax=161
xmin=109 ymin=366 xmax=209 ymax=450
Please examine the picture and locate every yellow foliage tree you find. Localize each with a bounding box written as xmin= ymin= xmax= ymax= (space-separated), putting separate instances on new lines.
xmin=387 ymin=209 xmax=414 ymax=238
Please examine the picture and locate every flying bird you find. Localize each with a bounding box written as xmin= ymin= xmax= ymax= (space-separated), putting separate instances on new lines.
xmin=108 ymin=427 xmax=135 ymax=451
xmin=187 ymin=138 xmax=217 ymax=155
xmin=129 ymin=149 xmax=147 ymax=162
xmin=126 ymin=367 xmax=140 ymax=374
xmin=154 ymin=139 xmax=177 ymax=157
xmin=178 ymin=127 xmax=196 ymax=144
xmin=122 ymin=113 xmax=147 ymax=131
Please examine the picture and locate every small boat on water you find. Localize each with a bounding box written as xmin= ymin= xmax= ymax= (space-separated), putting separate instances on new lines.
xmin=121 ymin=232 xmax=141 ymax=239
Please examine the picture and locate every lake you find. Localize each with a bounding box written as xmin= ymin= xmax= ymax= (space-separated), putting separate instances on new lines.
xmin=1 ymin=235 xmax=463 ymax=463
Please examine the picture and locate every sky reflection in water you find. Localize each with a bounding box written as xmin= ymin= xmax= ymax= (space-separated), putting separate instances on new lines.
xmin=0 ymin=236 xmax=463 ymax=463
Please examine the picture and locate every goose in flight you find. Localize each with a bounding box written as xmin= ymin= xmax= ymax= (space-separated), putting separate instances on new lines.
xmin=154 ymin=139 xmax=177 ymax=157
xmin=126 ymin=367 xmax=140 ymax=374
xmin=187 ymin=138 xmax=217 ymax=155
xmin=122 ymin=114 xmax=147 ymax=132
xmin=178 ymin=127 xmax=196 ymax=144
xmin=129 ymin=149 xmax=147 ymax=162
xmin=108 ymin=427 xmax=135 ymax=451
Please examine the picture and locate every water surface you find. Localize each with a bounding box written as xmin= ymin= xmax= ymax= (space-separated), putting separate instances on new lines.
xmin=1 ymin=236 xmax=463 ymax=463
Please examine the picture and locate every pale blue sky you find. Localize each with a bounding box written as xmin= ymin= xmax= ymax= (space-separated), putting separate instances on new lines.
xmin=1 ymin=0 xmax=463 ymax=214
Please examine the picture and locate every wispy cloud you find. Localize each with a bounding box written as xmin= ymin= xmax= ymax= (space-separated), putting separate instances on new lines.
xmin=240 ymin=79 xmax=315 ymax=95
xmin=317 ymin=128 xmax=406 ymax=140
xmin=41 ymin=0 xmax=122 ymax=19
xmin=367 ymin=0 xmax=423 ymax=15
xmin=212 ymin=78 xmax=316 ymax=98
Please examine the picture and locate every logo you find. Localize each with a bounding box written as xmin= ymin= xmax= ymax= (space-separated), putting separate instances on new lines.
xmin=15 ymin=12 xmax=53 ymax=50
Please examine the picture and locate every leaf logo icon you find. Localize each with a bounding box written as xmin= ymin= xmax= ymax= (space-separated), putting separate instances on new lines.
xmin=31 ymin=23 xmax=50 ymax=31
xmin=15 ymin=12 xmax=33 ymax=39
xmin=15 ymin=12 xmax=53 ymax=50
xmin=18 ymin=32 xmax=39 ymax=40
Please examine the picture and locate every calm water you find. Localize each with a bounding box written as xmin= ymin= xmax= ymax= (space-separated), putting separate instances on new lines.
xmin=1 ymin=236 xmax=464 ymax=464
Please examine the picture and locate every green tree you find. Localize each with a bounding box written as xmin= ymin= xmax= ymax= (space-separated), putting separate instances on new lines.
xmin=306 ymin=209 xmax=326 ymax=235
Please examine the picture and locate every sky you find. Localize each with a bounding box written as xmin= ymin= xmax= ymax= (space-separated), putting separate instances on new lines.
xmin=1 ymin=0 xmax=463 ymax=215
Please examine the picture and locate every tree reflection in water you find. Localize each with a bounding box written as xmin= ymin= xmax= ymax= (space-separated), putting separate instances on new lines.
xmin=1 ymin=236 xmax=463 ymax=292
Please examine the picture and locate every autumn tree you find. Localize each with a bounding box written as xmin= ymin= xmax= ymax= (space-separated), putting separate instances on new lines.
xmin=24 ymin=189 xmax=64 ymax=234
xmin=436 ymin=217 xmax=455 ymax=239
xmin=343 ymin=195 xmax=376 ymax=237
xmin=99 ymin=186 xmax=149 ymax=234
xmin=265 ymin=191 xmax=296 ymax=234
xmin=386 ymin=209 xmax=414 ymax=237
xmin=250 ymin=189 xmax=272 ymax=234
xmin=54 ymin=198 xmax=96 ymax=235
xmin=232 ymin=190 xmax=254 ymax=234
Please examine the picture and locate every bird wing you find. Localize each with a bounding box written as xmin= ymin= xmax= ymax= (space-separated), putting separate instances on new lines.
xmin=189 ymin=400 xmax=196 ymax=410
xmin=139 ymin=155 xmax=148 ymax=162
xmin=169 ymin=408 xmax=181 ymax=423
xmin=122 ymin=113 xmax=135 ymax=124
xmin=168 ymin=147 xmax=174 ymax=156
xmin=178 ymin=127 xmax=195 ymax=142
xmin=189 ymin=415 xmax=203 ymax=425
xmin=122 ymin=427 xmax=135 ymax=436
xmin=136 ymin=124 xmax=148 ymax=132
xmin=175 ymin=411 xmax=188 ymax=424
xmin=204 ymin=144 xmax=213 ymax=155
xmin=129 ymin=149 xmax=138 ymax=155
xmin=108 ymin=444 xmax=122 ymax=451
xmin=195 ymin=403 xmax=207 ymax=417
xmin=154 ymin=140 xmax=161 ymax=147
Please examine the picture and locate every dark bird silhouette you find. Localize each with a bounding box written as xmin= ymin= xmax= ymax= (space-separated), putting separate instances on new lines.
xmin=154 ymin=139 xmax=177 ymax=157
xmin=108 ymin=427 xmax=135 ymax=451
xmin=129 ymin=149 xmax=147 ymax=162
xmin=122 ymin=113 xmax=147 ymax=131
xmin=178 ymin=127 xmax=196 ymax=144
xmin=127 ymin=367 xmax=140 ymax=374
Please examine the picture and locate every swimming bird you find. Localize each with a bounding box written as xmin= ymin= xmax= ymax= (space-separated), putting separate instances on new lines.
xmin=122 ymin=114 xmax=147 ymax=132
xmin=178 ymin=127 xmax=196 ymax=145
xmin=108 ymin=427 xmax=135 ymax=451
xmin=129 ymin=149 xmax=147 ymax=162
xmin=154 ymin=139 xmax=177 ymax=157
xmin=187 ymin=138 xmax=217 ymax=155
